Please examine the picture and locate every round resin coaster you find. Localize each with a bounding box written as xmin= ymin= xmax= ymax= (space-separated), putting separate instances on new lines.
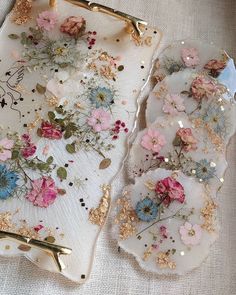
xmin=145 ymin=70 xmax=236 ymax=147
xmin=153 ymin=39 xmax=236 ymax=97
xmin=127 ymin=115 xmax=227 ymax=192
xmin=114 ymin=168 xmax=218 ymax=275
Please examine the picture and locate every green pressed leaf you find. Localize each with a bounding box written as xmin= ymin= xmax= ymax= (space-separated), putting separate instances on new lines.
xmin=55 ymin=107 xmax=64 ymax=114
xmin=8 ymin=34 xmax=19 ymax=40
xmin=66 ymin=144 xmax=76 ymax=154
xmin=118 ymin=65 xmax=124 ymax=71
xmin=36 ymin=83 xmax=46 ymax=94
xmin=37 ymin=128 xmax=42 ymax=137
xmin=48 ymin=111 xmax=55 ymax=120
xmin=46 ymin=156 xmax=54 ymax=164
xmin=37 ymin=163 xmax=49 ymax=171
xmin=66 ymin=122 xmax=77 ymax=131
xmin=57 ymin=167 xmax=67 ymax=180
xmin=64 ymin=130 xmax=73 ymax=139
xmin=99 ymin=158 xmax=111 ymax=170
xmin=172 ymin=135 xmax=182 ymax=147
xmin=11 ymin=150 xmax=19 ymax=160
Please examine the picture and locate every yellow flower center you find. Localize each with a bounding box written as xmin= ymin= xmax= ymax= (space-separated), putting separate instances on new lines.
xmin=55 ymin=47 xmax=66 ymax=56
xmin=152 ymin=138 xmax=159 ymax=145
xmin=188 ymin=229 xmax=195 ymax=236
xmin=97 ymin=93 xmax=105 ymax=101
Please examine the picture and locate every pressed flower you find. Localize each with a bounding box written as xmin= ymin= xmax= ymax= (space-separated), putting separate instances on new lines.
xmin=179 ymin=222 xmax=202 ymax=246
xmin=136 ymin=197 xmax=158 ymax=222
xmin=176 ymin=128 xmax=197 ymax=152
xmin=87 ymin=109 xmax=111 ymax=132
xmin=202 ymin=103 xmax=226 ymax=137
xmin=26 ymin=176 xmax=58 ymax=208
xmin=162 ymin=93 xmax=185 ymax=115
xmin=49 ymin=40 xmax=79 ymax=66
xmin=21 ymin=134 xmax=37 ymax=158
xmin=191 ymin=76 xmax=218 ymax=101
xmin=0 ymin=138 xmax=14 ymax=162
xmin=204 ymin=59 xmax=226 ymax=77
xmin=155 ymin=177 xmax=185 ymax=206
xmin=89 ymin=86 xmax=114 ymax=108
xmin=0 ymin=164 xmax=18 ymax=200
xmin=60 ymin=16 xmax=86 ymax=38
xmin=141 ymin=128 xmax=166 ymax=153
xmin=181 ymin=48 xmax=200 ymax=67
xmin=36 ymin=10 xmax=57 ymax=31
xmin=195 ymin=159 xmax=216 ymax=182
xmin=38 ymin=121 xmax=62 ymax=140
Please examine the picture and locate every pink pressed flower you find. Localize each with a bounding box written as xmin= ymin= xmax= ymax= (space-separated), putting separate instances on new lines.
xmin=141 ymin=129 xmax=166 ymax=153
xmin=181 ymin=48 xmax=200 ymax=67
xmin=0 ymin=138 xmax=14 ymax=162
xmin=176 ymin=128 xmax=197 ymax=152
xmin=26 ymin=177 xmax=58 ymax=208
xmin=155 ymin=177 xmax=185 ymax=206
xmin=21 ymin=134 xmax=37 ymax=158
xmin=60 ymin=16 xmax=86 ymax=38
xmin=179 ymin=222 xmax=202 ymax=246
xmin=36 ymin=11 xmax=57 ymax=31
xmin=38 ymin=121 xmax=62 ymax=140
xmin=204 ymin=59 xmax=226 ymax=77
xmin=34 ymin=224 xmax=44 ymax=232
xmin=191 ymin=76 xmax=218 ymax=101
xmin=159 ymin=225 xmax=168 ymax=239
xmin=163 ymin=93 xmax=185 ymax=115
xmin=204 ymin=59 xmax=226 ymax=71
xmin=87 ymin=109 xmax=111 ymax=132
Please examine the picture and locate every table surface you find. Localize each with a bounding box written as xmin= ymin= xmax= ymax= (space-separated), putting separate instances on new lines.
xmin=0 ymin=1 xmax=236 ymax=294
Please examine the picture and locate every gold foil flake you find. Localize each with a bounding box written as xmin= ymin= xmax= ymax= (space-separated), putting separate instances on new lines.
xmin=88 ymin=62 xmax=97 ymax=71
xmin=201 ymin=201 xmax=218 ymax=233
xmin=115 ymin=195 xmax=138 ymax=240
xmin=143 ymin=246 xmax=153 ymax=261
xmin=47 ymin=95 xmax=59 ymax=107
xmin=11 ymin=0 xmax=32 ymax=25
xmin=100 ymin=65 xmax=116 ymax=80
xmin=127 ymin=26 xmax=152 ymax=47
xmin=205 ymin=124 xmax=224 ymax=152
xmin=27 ymin=112 xmax=42 ymax=131
xmin=74 ymin=102 xmax=85 ymax=110
xmin=156 ymin=251 xmax=176 ymax=269
xmin=153 ymin=83 xmax=168 ymax=99
xmin=18 ymin=223 xmax=39 ymax=240
xmin=144 ymin=180 xmax=156 ymax=191
xmin=119 ymin=223 xmax=137 ymax=240
xmin=0 ymin=212 xmax=14 ymax=231
xmin=89 ymin=185 xmax=111 ymax=226
xmin=144 ymin=36 xmax=153 ymax=47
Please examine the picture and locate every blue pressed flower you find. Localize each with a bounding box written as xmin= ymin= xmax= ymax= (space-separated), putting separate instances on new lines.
xmin=195 ymin=159 xmax=216 ymax=182
xmin=0 ymin=164 xmax=18 ymax=200
xmin=202 ymin=103 xmax=226 ymax=137
xmin=135 ymin=197 xmax=158 ymax=222
xmin=89 ymin=87 xmax=114 ymax=108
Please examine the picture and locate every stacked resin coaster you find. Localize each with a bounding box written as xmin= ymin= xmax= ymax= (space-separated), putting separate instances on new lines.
xmin=113 ymin=40 xmax=236 ymax=274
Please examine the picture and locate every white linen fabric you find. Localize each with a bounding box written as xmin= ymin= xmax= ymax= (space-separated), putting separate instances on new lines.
xmin=0 ymin=0 xmax=235 ymax=294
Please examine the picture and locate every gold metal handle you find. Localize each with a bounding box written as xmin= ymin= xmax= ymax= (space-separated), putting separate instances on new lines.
xmin=63 ymin=0 xmax=148 ymax=37
xmin=0 ymin=230 xmax=72 ymax=272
